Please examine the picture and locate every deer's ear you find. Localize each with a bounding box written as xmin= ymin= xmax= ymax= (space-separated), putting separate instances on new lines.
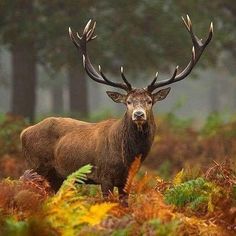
xmin=153 ymin=87 xmax=171 ymax=104
xmin=106 ymin=91 xmax=126 ymax=104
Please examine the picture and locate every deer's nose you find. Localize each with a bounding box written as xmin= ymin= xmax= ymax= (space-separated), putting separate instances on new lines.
xmin=134 ymin=110 xmax=145 ymax=119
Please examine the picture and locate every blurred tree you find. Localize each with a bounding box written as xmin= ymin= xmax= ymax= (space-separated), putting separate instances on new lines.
xmin=0 ymin=0 xmax=40 ymax=122
xmin=38 ymin=68 xmax=65 ymax=115
xmin=1 ymin=1 xmax=234 ymax=119
xmin=68 ymin=65 xmax=88 ymax=117
xmin=38 ymin=0 xmax=99 ymax=118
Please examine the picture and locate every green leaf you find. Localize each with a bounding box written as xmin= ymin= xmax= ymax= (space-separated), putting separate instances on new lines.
xmin=59 ymin=164 xmax=93 ymax=191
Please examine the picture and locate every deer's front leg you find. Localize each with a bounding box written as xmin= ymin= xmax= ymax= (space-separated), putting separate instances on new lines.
xmin=118 ymin=186 xmax=128 ymax=207
xmin=101 ymin=181 xmax=114 ymax=199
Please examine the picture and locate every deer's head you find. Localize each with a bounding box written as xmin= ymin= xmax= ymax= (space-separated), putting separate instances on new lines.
xmin=69 ymin=16 xmax=213 ymax=125
xmin=106 ymin=88 xmax=170 ymax=125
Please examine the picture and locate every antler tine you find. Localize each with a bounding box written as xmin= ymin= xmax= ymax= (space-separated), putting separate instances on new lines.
xmin=83 ymin=19 xmax=92 ymax=34
xmin=205 ymin=22 xmax=213 ymax=45
xmin=147 ymin=15 xmax=213 ymax=93
xmin=182 ymin=15 xmax=202 ymax=52
xmin=69 ymin=20 xmax=132 ymax=92
xmin=147 ymin=72 xmax=158 ymax=90
xmin=97 ymin=65 xmax=132 ymax=91
xmin=147 ymin=66 xmax=179 ymax=91
xmin=69 ymin=27 xmax=80 ymax=49
xmin=120 ymin=67 xmax=132 ymax=91
xmin=98 ymin=65 xmax=117 ymax=83
xmin=170 ymin=65 xmax=179 ymax=81
xmin=86 ymin=22 xmax=97 ymax=41
xmin=76 ymin=32 xmax=82 ymax=40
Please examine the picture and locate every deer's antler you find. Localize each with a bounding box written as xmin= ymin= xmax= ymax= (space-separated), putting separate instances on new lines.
xmin=147 ymin=15 xmax=213 ymax=93
xmin=69 ymin=20 xmax=132 ymax=92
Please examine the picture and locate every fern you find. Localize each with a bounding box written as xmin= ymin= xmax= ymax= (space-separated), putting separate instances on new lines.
xmin=165 ymin=178 xmax=206 ymax=207
xmin=189 ymin=195 xmax=208 ymax=211
xmin=164 ymin=177 xmax=222 ymax=212
xmin=59 ymin=164 xmax=92 ymax=192
xmin=143 ymin=218 xmax=179 ymax=236
xmin=111 ymin=228 xmax=131 ymax=236
xmin=45 ymin=164 xmax=114 ymax=235
xmin=124 ymin=155 xmax=141 ymax=194
xmin=2 ymin=218 xmax=29 ymax=236
xmin=173 ymin=169 xmax=184 ymax=186
xmin=45 ymin=164 xmax=93 ymax=235
xmin=78 ymin=202 xmax=117 ymax=226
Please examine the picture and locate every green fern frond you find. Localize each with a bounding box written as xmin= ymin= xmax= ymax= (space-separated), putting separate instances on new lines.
xmin=59 ymin=164 xmax=92 ymax=192
xmin=164 ymin=178 xmax=206 ymax=207
xmin=189 ymin=195 xmax=208 ymax=210
xmin=143 ymin=219 xmax=180 ymax=236
xmin=164 ymin=177 xmax=222 ymax=212
xmin=45 ymin=164 xmax=94 ymax=235
xmin=2 ymin=218 xmax=29 ymax=236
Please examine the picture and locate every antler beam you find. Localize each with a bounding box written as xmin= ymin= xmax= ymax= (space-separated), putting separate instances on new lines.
xmin=147 ymin=15 xmax=213 ymax=93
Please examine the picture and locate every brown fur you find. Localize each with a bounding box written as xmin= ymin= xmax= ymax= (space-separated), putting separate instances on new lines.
xmin=21 ymin=89 xmax=169 ymax=199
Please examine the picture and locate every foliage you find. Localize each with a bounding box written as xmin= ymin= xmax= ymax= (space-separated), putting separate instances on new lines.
xmin=0 ymin=114 xmax=28 ymax=156
xmin=0 ymin=217 xmax=57 ymax=236
xmin=164 ymin=177 xmax=223 ymax=212
xmin=142 ymin=218 xmax=180 ymax=236
xmin=164 ymin=112 xmax=193 ymax=132
xmin=124 ymin=155 xmax=141 ymax=194
xmin=173 ymin=169 xmax=185 ymax=186
xmin=1 ymin=218 xmax=28 ymax=236
xmin=0 ymin=170 xmax=52 ymax=219
xmin=147 ymin=113 xmax=236 ymax=177
xmin=78 ymin=203 xmax=117 ymax=226
xmin=0 ymin=114 xmax=28 ymax=179
xmin=89 ymin=109 xmax=115 ymax=122
xmin=0 ymin=161 xmax=235 ymax=235
xmin=45 ymin=164 xmax=117 ymax=235
xmin=201 ymin=112 xmax=224 ymax=136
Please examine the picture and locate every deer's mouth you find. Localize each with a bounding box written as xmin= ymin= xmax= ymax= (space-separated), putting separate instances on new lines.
xmin=133 ymin=115 xmax=147 ymax=126
xmin=134 ymin=119 xmax=146 ymax=125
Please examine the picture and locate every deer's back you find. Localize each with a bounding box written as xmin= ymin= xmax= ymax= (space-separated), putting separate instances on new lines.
xmin=21 ymin=117 xmax=118 ymax=173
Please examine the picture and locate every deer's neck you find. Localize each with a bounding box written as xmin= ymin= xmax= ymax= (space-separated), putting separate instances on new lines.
xmin=117 ymin=112 xmax=156 ymax=165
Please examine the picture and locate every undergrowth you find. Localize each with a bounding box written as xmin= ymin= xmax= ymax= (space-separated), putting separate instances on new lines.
xmin=0 ymin=160 xmax=235 ymax=235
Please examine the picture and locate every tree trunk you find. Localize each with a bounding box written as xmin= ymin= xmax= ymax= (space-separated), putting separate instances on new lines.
xmin=68 ymin=65 xmax=88 ymax=118
xmin=11 ymin=42 xmax=37 ymax=122
xmin=51 ymin=83 xmax=64 ymax=114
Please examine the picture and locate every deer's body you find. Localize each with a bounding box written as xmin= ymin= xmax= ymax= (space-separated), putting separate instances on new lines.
xmin=21 ymin=113 xmax=156 ymax=192
xmin=21 ymin=16 xmax=212 ymax=202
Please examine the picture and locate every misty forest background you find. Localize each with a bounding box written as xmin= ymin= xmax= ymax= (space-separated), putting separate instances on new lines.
xmin=0 ymin=0 xmax=235 ymax=124
xmin=1 ymin=2 xmax=236 ymax=235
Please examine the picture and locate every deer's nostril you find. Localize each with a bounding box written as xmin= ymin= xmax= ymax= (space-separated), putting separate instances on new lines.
xmin=134 ymin=111 xmax=145 ymax=118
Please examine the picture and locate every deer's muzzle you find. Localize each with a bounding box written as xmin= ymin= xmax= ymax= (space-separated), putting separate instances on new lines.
xmin=132 ymin=108 xmax=147 ymax=122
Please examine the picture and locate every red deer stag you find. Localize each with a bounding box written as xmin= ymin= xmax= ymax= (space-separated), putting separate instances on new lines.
xmin=21 ymin=16 xmax=213 ymax=201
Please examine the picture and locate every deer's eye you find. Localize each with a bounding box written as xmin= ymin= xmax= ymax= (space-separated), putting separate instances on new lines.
xmin=127 ymin=100 xmax=132 ymax=105
xmin=147 ymin=100 xmax=152 ymax=105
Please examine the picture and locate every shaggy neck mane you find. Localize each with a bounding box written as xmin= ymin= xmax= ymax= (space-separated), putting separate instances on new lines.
xmin=118 ymin=112 xmax=156 ymax=166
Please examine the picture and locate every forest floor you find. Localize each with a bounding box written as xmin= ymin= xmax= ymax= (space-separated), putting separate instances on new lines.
xmin=0 ymin=113 xmax=235 ymax=236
